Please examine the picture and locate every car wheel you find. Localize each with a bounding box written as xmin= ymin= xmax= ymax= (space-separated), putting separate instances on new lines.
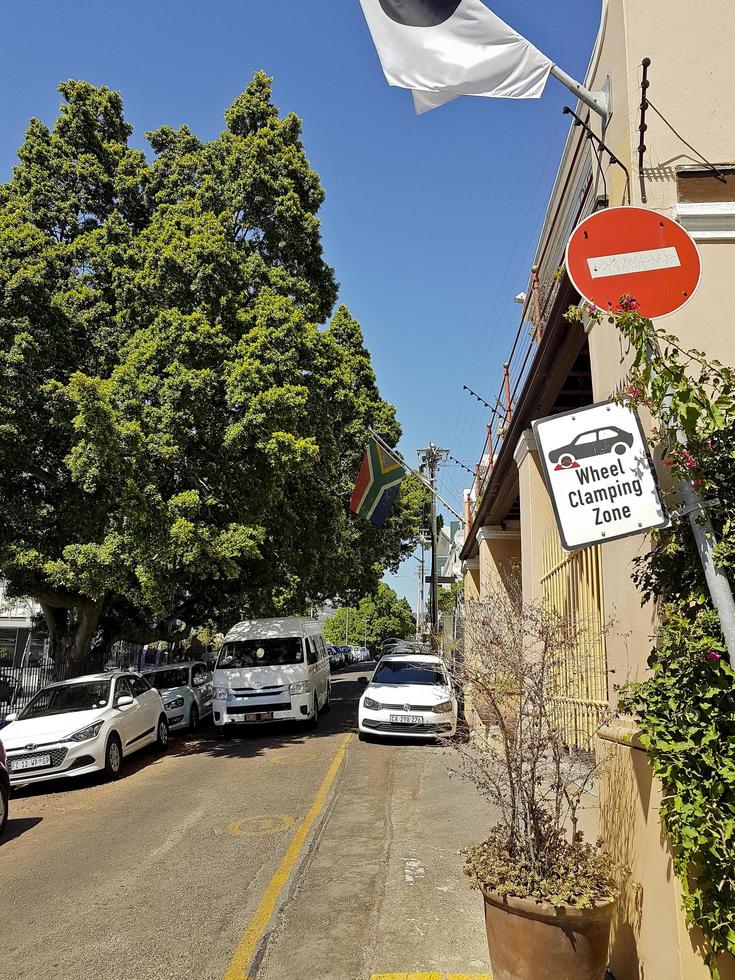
xmin=156 ymin=715 xmax=169 ymax=751
xmin=613 ymin=441 xmax=628 ymax=456
xmin=0 ymin=782 xmax=8 ymax=836
xmin=323 ymin=682 xmax=331 ymax=713
xmin=358 ymin=731 xmax=371 ymax=743
xmin=559 ymin=452 xmax=576 ymax=468
xmin=307 ymin=692 xmax=319 ymax=730
xmin=104 ymin=734 xmax=123 ymax=780
xmin=189 ymin=703 xmax=199 ymax=731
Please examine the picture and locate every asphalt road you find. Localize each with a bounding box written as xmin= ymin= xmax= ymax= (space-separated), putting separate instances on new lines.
xmin=0 ymin=664 xmax=492 ymax=980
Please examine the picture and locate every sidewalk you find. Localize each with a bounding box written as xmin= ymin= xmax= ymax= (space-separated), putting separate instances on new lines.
xmin=255 ymin=735 xmax=494 ymax=979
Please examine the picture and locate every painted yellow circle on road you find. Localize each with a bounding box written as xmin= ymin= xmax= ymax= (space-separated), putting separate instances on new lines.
xmin=269 ymin=749 xmax=318 ymax=766
xmin=228 ymin=815 xmax=295 ymax=838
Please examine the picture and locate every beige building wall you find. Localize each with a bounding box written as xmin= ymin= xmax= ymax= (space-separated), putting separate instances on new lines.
xmin=571 ymin=2 xmax=735 ymax=977
xmin=476 ymin=526 xmax=520 ymax=600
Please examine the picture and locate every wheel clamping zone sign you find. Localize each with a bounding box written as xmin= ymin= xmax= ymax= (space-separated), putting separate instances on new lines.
xmin=532 ymin=400 xmax=669 ymax=551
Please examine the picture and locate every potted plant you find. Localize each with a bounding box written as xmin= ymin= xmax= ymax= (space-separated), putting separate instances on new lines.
xmin=453 ymin=577 xmax=619 ymax=980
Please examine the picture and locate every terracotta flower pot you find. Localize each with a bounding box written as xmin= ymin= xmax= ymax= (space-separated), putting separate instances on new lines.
xmin=481 ymin=886 xmax=614 ymax=980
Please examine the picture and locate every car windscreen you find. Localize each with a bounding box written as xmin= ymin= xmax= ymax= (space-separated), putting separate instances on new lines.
xmin=216 ymin=637 xmax=304 ymax=669
xmin=372 ymin=661 xmax=446 ymax=686
xmin=19 ymin=681 xmax=112 ymax=719
xmin=146 ymin=668 xmax=190 ymax=689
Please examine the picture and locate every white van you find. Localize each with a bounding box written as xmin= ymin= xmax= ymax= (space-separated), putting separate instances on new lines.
xmin=212 ymin=617 xmax=331 ymax=732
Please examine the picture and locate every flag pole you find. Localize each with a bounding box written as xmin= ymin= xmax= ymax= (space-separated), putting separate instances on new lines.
xmin=549 ymin=65 xmax=611 ymax=125
xmin=369 ymin=429 xmax=465 ymax=524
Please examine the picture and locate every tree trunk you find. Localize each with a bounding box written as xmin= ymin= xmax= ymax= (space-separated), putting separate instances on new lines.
xmin=39 ymin=601 xmax=70 ymax=665
xmin=69 ymin=601 xmax=104 ymax=663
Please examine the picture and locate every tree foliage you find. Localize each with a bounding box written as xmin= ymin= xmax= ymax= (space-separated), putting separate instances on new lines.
xmin=0 ymin=76 xmax=422 ymax=660
xmin=323 ymin=582 xmax=415 ymax=650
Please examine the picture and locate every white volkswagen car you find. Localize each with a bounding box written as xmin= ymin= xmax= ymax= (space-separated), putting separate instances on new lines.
xmin=358 ymin=653 xmax=457 ymax=741
xmin=143 ymin=661 xmax=213 ymax=731
xmin=1 ymin=672 xmax=169 ymax=788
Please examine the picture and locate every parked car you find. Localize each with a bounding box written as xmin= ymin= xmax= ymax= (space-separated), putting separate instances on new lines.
xmin=0 ymin=738 xmax=8 ymax=836
xmin=1 ymin=671 xmax=168 ymax=789
xmin=328 ymin=646 xmax=344 ymax=670
xmin=358 ymin=653 xmax=457 ymax=741
xmin=143 ymin=661 xmax=213 ymax=731
xmin=212 ymin=617 xmax=331 ymax=733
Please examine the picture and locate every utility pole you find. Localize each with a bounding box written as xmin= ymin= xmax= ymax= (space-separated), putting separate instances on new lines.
xmin=345 ymin=607 xmax=349 ymax=646
xmin=417 ymin=443 xmax=449 ymax=633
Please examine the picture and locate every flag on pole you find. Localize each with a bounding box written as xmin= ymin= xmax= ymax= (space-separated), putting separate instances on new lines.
xmin=358 ymin=0 xmax=552 ymax=113
xmin=350 ymin=437 xmax=406 ymax=526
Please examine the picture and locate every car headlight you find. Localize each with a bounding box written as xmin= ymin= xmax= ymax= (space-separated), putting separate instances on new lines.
xmin=289 ymin=680 xmax=312 ymax=695
xmin=432 ymin=700 xmax=453 ymax=714
xmin=213 ymin=688 xmax=228 ymax=699
xmin=164 ymin=697 xmax=185 ymax=710
xmin=363 ymin=697 xmax=382 ymax=711
xmin=67 ymin=721 xmax=104 ymax=742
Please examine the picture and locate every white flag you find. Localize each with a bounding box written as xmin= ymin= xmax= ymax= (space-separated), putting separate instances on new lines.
xmin=359 ymin=0 xmax=552 ymax=111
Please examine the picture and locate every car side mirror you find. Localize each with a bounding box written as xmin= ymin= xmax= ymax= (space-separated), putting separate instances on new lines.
xmin=4 ymin=711 xmax=17 ymax=723
xmin=116 ymin=694 xmax=134 ymax=708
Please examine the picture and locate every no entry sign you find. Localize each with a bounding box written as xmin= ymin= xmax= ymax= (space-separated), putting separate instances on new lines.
xmin=532 ymin=400 xmax=669 ymax=551
xmin=566 ymin=206 xmax=701 ymax=319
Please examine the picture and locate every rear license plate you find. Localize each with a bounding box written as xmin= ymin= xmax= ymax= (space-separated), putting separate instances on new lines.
xmin=12 ymin=753 xmax=51 ymax=771
xmin=245 ymin=712 xmax=273 ymax=722
xmin=389 ymin=715 xmax=422 ymax=725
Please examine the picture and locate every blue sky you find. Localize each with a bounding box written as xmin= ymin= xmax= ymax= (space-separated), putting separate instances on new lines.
xmin=1 ymin=0 xmax=601 ymax=608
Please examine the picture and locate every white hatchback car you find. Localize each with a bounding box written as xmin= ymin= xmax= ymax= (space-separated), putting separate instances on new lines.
xmin=143 ymin=661 xmax=213 ymax=731
xmin=358 ymin=653 xmax=457 ymax=740
xmin=1 ymin=672 xmax=169 ymax=788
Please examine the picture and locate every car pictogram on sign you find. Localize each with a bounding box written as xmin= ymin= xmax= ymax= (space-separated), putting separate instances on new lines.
xmin=548 ymin=426 xmax=634 ymax=470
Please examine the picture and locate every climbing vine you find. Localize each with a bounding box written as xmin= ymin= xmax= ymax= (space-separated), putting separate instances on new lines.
xmin=566 ymin=301 xmax=735 ymax=972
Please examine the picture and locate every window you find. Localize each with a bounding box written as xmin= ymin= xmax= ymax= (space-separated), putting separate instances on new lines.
xmin=20 ymin=681 xmax=112 ymax=718
xmin=192 ymin=664 xmax=207 ymax=685
xmin=372 ymin=661 xmax=447 ymax=686
xmin=306 ymin=638 xmax=318 ymax=665
xmin=217 ymin=637 xmax=305 ymax=669
xmin=128 ymin=675 xmax=151 ymax=698
xmin=114 ymin=677 xmax=133 ymax=702
xmin=147 ymin=667 xmax=190 ymax=690
xmin=598 ymin=428 xmax=618 ymax=439
xmin=574 ymin=431 xmax=598 ymax=445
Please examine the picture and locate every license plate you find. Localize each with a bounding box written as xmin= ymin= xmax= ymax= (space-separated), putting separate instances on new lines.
xmin=245 ymin=712 xmax=273 ymax=722
xmin=12 ymin=753 xmax=51 ymax=771
xmin=390 ymin=714 xmax=422 ymax=725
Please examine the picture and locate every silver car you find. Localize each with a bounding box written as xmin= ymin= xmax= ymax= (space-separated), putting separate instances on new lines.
xmin=143 ymin=662 xmax=213 ymax=731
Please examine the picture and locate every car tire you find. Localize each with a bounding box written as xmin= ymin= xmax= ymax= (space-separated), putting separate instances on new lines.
xmin=559 ymin=453 xmax=576 ymax=468
xmin=358 ymin=731 xmax=371 ymax=743
xmin=613 ymin=441 xmax=628 ymax=456
xmin=190 ymin=703 xmax=199 ymax=731
xmin=0 ymin=781 xmax=8 ymax=836
xmin=156 ymin=714 xmax=169 ymax=751
xmin=323 ymin=682 xmax=331 ymax=713
xmin=307 ymin=693 xmax=319 ymax=730
xmin=104 ymin=734 xmax=123 ymax=780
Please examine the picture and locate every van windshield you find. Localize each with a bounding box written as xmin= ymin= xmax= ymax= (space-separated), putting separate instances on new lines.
xmin=217 ymin=638 xmax=304 ymax=669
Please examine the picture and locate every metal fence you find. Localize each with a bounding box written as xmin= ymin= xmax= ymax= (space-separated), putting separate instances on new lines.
xmin=540 ymin=524 xmax=609 ymax=751
xmin=0 ymin=657 xmax=102 ymax=726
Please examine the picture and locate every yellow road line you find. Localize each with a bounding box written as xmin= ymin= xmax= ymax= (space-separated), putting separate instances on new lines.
xmin=224 ymin=732 xmax=353 ymax=980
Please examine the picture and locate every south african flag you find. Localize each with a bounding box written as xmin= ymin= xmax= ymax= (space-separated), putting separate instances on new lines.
xmin=349 ymin=437 xmax=406 ymax=527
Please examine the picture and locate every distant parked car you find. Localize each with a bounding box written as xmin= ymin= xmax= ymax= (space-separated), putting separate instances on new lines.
xmin=143 ymin=661 xmax=213 ymax=731
xmin=1 ymin=671 xmax=168 ymax=789
xmin=0 ymin=738 xmax=9 ymax=836
xmin=328 ymin=647 xmax=344 ymax=670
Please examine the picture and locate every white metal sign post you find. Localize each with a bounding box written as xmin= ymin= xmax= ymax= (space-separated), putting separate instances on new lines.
xmin=532 ymin=400 xmax=669 ymax=552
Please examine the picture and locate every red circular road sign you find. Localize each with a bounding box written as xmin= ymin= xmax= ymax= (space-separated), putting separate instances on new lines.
xmin=565 ymin=206 xmax=701 ymax=319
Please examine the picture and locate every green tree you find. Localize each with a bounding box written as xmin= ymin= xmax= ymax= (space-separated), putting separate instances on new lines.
xmin=324 ymin=583 xmax=415 ymax=651
xmin=0 ymin=75 xmax=421 ymax=662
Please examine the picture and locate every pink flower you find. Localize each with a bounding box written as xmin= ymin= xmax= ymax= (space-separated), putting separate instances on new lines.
xmin=706 ymin=651 xmax=722 ymax=662
xmin=618 ymin=294 xmax=640 ymax=312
